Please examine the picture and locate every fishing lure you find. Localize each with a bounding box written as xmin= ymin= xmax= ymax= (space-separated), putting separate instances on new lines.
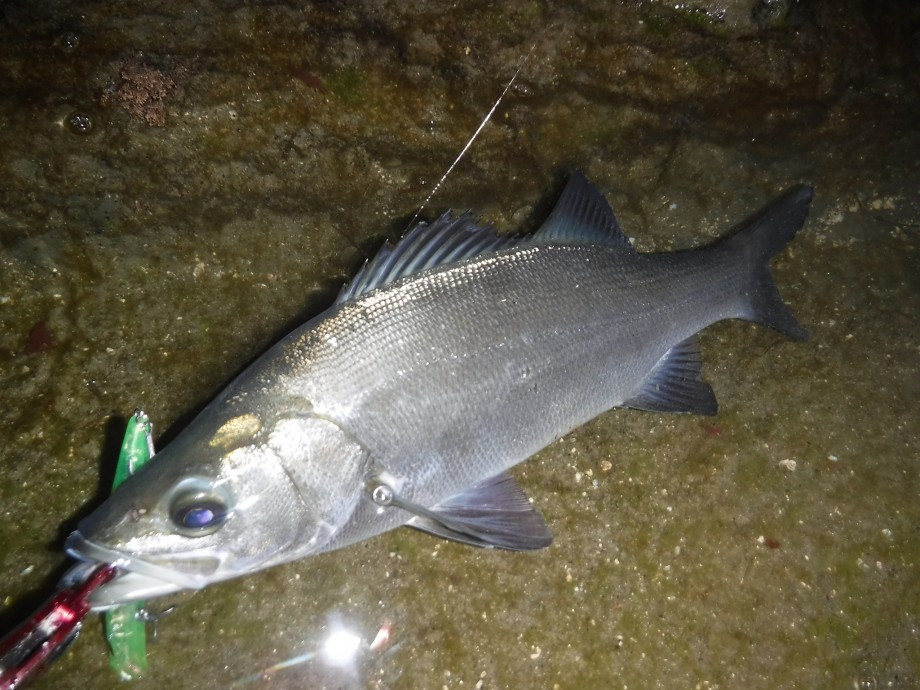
xmin=104 ymin=410 xmax=155 ymax=680
xmin=0 ymin=411 xmax=156 ymax=688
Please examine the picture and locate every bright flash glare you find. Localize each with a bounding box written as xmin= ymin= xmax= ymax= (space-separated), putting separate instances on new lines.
xmin=322 ymin=628 xmax=362 ymax=666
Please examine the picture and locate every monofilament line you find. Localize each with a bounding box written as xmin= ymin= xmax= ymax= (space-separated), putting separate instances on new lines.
xmin=405 ymin=45 xmax=535 ymax=232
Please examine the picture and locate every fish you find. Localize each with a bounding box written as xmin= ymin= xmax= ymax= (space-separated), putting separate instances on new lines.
xmin=65 ymin=172 xmax=813 ymax=608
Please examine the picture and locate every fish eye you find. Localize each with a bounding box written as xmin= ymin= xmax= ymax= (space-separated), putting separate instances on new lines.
xmin=169 ymin=491 xmax=230 ymax=536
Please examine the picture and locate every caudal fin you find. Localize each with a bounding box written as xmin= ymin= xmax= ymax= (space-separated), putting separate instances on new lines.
xmin=723 ymin=185 xmax=813 ymax=340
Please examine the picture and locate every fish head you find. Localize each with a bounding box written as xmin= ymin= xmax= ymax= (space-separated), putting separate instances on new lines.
xmin=66 ymin=404 xmax=370 ymax=609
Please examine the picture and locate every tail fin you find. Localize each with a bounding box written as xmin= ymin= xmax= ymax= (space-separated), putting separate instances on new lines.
xmin=723 ymin=185 xmax=813 ymax=340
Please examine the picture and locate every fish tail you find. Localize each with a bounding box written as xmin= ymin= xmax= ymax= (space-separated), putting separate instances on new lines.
xmin=723 ymin=185 xmax=813 ymax=340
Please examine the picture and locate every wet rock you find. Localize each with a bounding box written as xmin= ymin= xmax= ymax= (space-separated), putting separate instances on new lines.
xmin=643 ymin=0 xmax=795 ymax=35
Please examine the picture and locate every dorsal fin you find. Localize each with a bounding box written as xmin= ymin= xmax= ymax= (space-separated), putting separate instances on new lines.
xmin=335 ymin=212 xmax=522 ymax=304
xmin=336 ymin=172 xmax=632 ymax=305
xmin=532 ymin=171 xmax=634 ymax=249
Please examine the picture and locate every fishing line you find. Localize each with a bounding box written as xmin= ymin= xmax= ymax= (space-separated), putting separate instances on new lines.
xmin=404 ymin=43 xmax=536 ymax=232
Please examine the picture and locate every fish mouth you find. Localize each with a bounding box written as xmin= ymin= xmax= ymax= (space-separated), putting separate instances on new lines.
xmin=65 ymin=531 xmax=213 ymax=610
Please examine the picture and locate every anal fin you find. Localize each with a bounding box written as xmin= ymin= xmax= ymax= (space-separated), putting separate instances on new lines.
xmin=623 ymin=335 xmax=717 ymax=415
xmin=405 ymin=472 xmax=553 ymax=551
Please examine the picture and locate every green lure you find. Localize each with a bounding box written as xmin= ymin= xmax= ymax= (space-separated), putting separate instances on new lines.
xmin=104 ymin=410 xmax=155 ymax=680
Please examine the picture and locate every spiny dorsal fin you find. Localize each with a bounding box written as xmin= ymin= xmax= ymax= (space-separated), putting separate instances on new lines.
xmin=622 ymin=335 xmax=718 ymax=415
xmin=406 ymin=471 xmax=553 ymax=551
xmin=336 ymin=172 xmax=632 ymax=305
xmin=335 ymin=212 xmax=522 ymax=304
xmin=532 ymin=171 xmax=634 ymax=249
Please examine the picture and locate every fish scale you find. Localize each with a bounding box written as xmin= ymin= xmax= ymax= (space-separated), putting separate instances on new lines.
xmin=302 ymin=246 xmax=740 ymax=544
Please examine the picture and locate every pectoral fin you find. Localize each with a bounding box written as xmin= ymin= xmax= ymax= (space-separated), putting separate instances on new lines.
xmin=372 ymin=472 xmax=553 ymax=551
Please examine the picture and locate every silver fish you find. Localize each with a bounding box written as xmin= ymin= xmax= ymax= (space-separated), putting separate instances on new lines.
xmin=66 ymin=173 xmax=812 ymax=608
